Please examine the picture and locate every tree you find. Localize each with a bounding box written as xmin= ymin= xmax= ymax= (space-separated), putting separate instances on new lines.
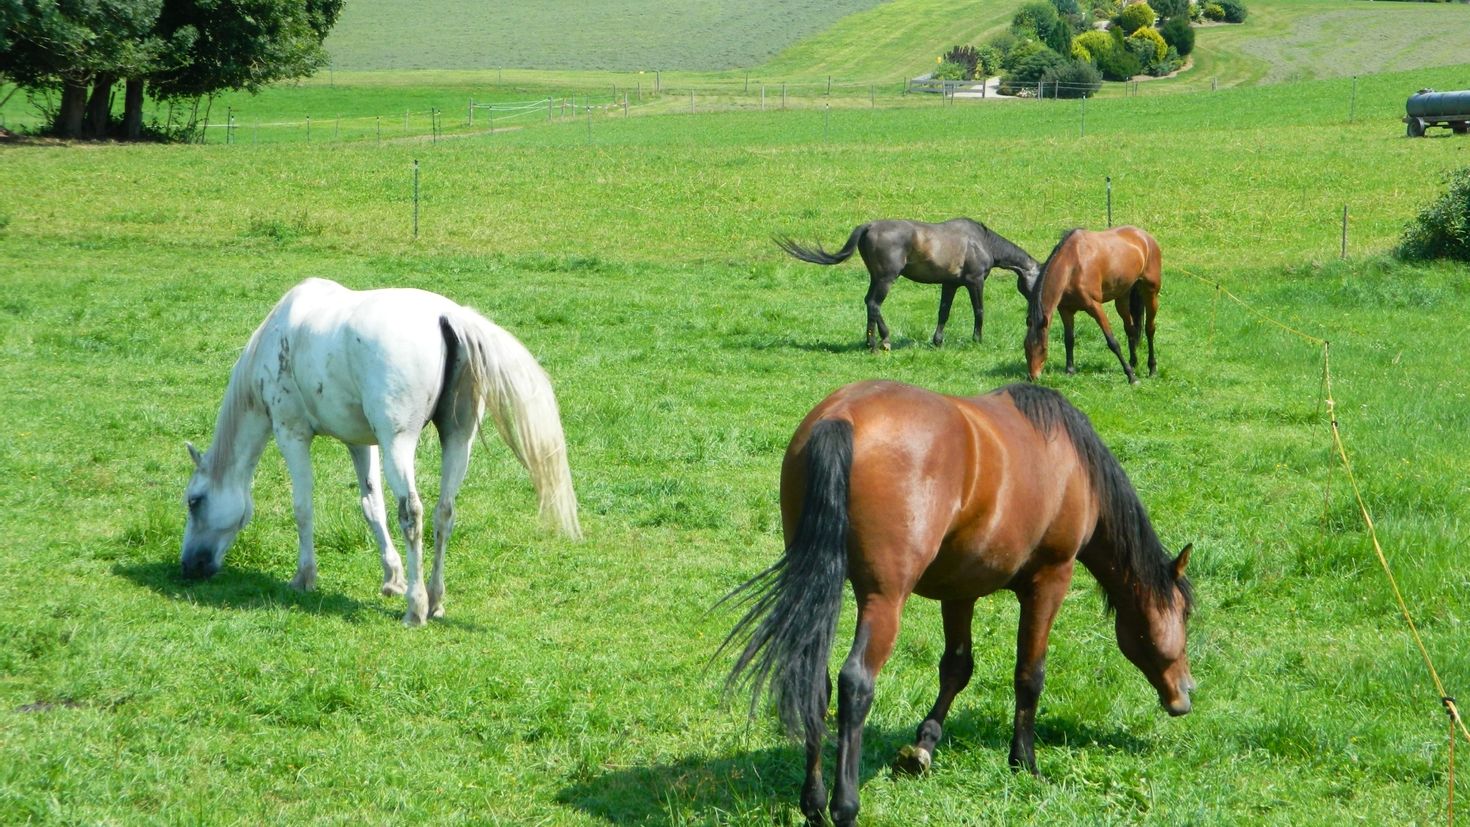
xmin=0 ymin=0 xmax=341 ymax=140
xmin=1160 ymin=16 xmax=1195 ymax=56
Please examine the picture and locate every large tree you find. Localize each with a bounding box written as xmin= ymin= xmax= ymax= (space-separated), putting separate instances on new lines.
xmin=0 ymin=0 xmax=341 ymax=140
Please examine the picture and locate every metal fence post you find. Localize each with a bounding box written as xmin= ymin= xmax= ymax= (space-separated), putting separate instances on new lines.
xmin=413 ymin=159 xmax=419 ymax=240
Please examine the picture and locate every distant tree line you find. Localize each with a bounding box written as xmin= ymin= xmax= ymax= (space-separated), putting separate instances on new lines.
xmin=0 ymin=0 xmax=342 ymax=140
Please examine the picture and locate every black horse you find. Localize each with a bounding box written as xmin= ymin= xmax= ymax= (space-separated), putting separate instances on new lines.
xmin=776 ymin=218 xmax=1042 ymax=351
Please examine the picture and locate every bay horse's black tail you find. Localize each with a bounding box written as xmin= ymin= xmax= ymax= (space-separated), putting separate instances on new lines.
xmin=718 ymin=419 xmax=853 ymax=737
xmin=774 ymin=225 xmax=866 ymax=266
xmin=1128 ymin=280 xmax=1145 ymax=326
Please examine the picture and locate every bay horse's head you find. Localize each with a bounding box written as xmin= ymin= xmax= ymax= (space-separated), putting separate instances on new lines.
xmin=1114 ymin=544 xmax=1195 ymax=716
xmin=180 ymin=442 xmax=254 ymax=580
xmin=1024 ymin=230 xmax=1081 ymax=380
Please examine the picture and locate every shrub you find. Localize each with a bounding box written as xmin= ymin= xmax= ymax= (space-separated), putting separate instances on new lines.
xmin=1397 ymin=166 xmax=1470 ymax=262
xmin=998 ymin=49 xmax=1070 ymax=95
xmin=1041 ymin=59 xmax=1103 ymax=98
xmin=942 ymin=45 xmax=981 ymax=79
xmin=1149 ymin=0 xmax=1190 ymax=18
xmin=977 ymin=45 xmax=1005 ymax=77
xmin=1161 ymin=16 xmax=1195 ymax=55
xmin=1013 ymin=1 xmax=1073 ymax=53
xmin=1216 ymin=0 xmax=1248 ymax=22
xmin=1189 ymin=1 xmax=1204 ymax=20
xmin=1091 ymin=0 xmax=1122 ymax=18
xmin=1203 ymin=3 xmax=1226 ymax=20
xmin=1147 ymin=45 xmax=1185 ymax=75
xmin=933 ymin=60 xmax=968 ymax=81
xmin=1118 ymin=1 xmax=1157 ymax=34
xmin=1127 ymin=25 xmax=1168 ymax=63
xmin=1001 ymin=36 xmax=1047 ymax=71
xmin=1072 ymin=29 xmax=1115 ymax=63
xmin=1096 ymin=44 xmax=1142 ymax=79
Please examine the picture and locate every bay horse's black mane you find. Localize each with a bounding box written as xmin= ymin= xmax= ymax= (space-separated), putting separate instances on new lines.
xmin=1028 ymin=228 xmax=1084 ymax=329
xmin=1000 ymin=383 xmax=1193 ymax=616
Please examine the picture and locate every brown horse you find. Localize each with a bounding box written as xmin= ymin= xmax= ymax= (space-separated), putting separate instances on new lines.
xmin=722 ymin=380 xmax=1193 ymax=827
xmin=1024 ymin=226 xmax=1163 ymax=384
xmin=775 ymin=218 xmax=1042 ymax=351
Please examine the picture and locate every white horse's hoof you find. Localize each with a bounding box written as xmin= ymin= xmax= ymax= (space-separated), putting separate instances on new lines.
xmin=894 ymin=745 xmax=932 ymax=776
xmin=289 ymin=570 xmax=317 ymax=592
xmin=429 ymin=604 xmax=445 ymax=619
xmin=402 ymin=611 xmax=427 ymax=627
xmin=381 ymin=579 xmax=406 ymax=597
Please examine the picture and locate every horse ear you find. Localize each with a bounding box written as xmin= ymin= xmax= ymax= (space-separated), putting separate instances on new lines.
xmin=1173 ymin=544 xmax=1193 ymax=579
xmin=187 ymin=441 xmax=204 ymax=470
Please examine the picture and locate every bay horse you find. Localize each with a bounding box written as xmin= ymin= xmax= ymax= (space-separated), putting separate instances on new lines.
xmin=1024 ymin=226 xmax=1163 ymax=384
xmin=722 ymin=380 xmax=1193 ymax=826
xmin=181 ymin=278 xmax=582 ymax=626
xmin=775 ymin=218 xmax=1042 ymax=351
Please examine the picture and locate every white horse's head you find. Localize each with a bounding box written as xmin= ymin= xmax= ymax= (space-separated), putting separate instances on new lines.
xmin=181 ymin=442 xmax=253 ymax=579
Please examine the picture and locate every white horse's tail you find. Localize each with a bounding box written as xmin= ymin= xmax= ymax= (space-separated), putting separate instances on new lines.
xmin=442 ymin=308 xmax=582 ymax=540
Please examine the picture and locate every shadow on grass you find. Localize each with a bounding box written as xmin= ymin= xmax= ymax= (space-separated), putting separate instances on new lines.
xmin=743 ymin=335 xmax=922 ymax=354
xmin=112 ymin=559 xmax=384 ymax=621
xmin=556 ymin=710 xmax=1150 ymax=824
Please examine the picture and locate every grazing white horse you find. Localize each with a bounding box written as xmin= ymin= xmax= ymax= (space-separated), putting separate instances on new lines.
xmin=181 ymin=278 xmax=581 ymax=626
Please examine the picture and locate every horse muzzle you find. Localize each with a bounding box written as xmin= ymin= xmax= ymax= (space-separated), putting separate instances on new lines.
xmin=180 ymin=548 xmax=221 ymax=580
xmin=1163 ymin=676 xmax=1196 ymax=717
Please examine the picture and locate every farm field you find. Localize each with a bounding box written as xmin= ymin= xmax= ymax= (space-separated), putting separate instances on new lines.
xmin=5 ymin=50 xmax=1470 ymax=823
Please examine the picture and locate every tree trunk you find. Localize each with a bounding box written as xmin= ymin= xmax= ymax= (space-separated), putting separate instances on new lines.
xmin=58 ymin=79 xmax=88 ymax=138
xmin=123 ymin=78 xmax=145 ymax=140
xmin=86 ymin=73 xmax=116 ymax=139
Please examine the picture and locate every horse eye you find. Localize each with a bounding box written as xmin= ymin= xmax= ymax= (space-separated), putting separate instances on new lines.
xmin=187 ymin=495 xmax=203 ymax=511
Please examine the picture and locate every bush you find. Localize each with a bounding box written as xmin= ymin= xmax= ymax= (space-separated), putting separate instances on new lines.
xmin=1189 ymin=1 xmax=1204 ymax=20
xmin=1203 ymin=2 xmax=1226 ymax=20
xmin=1127 ymin=26 xmax=1168 ymax=62
xmin=1071 ymin=29 xmax=1115 ymax=63
xmin=1041 ymin=59 xmax=1103 ymax=98
xmin=1161 ymin=16 xmax=1195 ymax=55
xmin=1096 ymin=44 xmax=1142 ymax=79
xmin=1398 ymin=167 xmax=1470 ymax=262
xmin=1118 ymin=1 xmax=1157 ymax=34
xmin=933 ymin=59 xmax=969 ymax=81
xmin=1002 ymin=36 xmax=1048 ymax=71
xmin=1013 ymin=0 xmax=1074 ymax=52
xmin=977 ymin=45 xmax=1004 ymax=77
xmin=998 ymin=49 xmax=1070 ymax=95
xmin=1149 ymin=0 xmax=1190 ymax=18
xmin=1216 ymin=0 xmax=1248 ymax=22
xmin=942 ymin=45 xmax=981 ymax=79
xmin=1147 ymin=45 xmax=1185 ymax=75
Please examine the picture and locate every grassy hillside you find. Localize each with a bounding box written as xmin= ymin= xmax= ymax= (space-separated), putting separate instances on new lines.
xmin=3 ymin=59 xmax=1469 ymax=823
xmin=324 ymin=0 xmax=885 ymax=72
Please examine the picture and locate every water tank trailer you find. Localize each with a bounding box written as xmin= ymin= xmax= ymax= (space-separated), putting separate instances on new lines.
xmin=1404 ymin=88 xmax=1470 ymax=137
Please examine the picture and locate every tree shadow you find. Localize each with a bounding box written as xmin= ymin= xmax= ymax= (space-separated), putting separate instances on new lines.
xmin=112 ymin=559 xmax=385 ymax=622
xmin=556 ymin=709 xmax=1151 ymax=824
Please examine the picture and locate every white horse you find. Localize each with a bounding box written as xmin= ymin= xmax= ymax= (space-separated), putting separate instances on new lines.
xmin=181 ymin=278 xmax=581 ymax=626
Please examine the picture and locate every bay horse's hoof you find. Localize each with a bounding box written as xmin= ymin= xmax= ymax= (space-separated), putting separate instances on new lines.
xmin=894 ymin=744 xmax=932 ymax=775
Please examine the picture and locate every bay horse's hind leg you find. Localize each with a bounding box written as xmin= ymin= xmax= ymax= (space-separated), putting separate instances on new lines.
xmin=348 ymin=444 xmax=406 ymax=597
xmin=1009 ymin=563 xmax=1074 ymax=775
xmin=1144 ymin=289 xmax=1159 ymax=376
xmin=800 ymin=675 xmax=832 ymax=824
xmin=427 ymin=420 xmax=476 ymax=620
xmin=896 ymin=598 xmax=976 ymax=775
xmin=1115 ymin=292 xmax=1141 ymax=370
xmin=831 ymin=595 xmax=902 ymax=827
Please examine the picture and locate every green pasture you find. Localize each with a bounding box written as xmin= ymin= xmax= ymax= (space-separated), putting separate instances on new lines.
xmin=4 ymin=44 xmax=1470 ymax=823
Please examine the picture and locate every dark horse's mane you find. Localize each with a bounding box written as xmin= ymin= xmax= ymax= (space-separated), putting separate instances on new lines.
xmin=1028 ymin=228 xmax=1084 ymax=330
xmin=1001 ymin=383 xmax=1193 ymax=616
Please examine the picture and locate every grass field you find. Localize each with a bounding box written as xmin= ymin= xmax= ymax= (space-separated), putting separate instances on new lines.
xmin=4 ymin=44 xmax=1470 ymax=823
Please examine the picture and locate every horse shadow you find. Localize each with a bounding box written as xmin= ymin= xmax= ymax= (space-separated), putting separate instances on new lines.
xmin=113 ymin=559 xmax=384 ymax=622
xmin=742 ymin=336 xmax=922 ymax=354
xmin=556 ymin=708 xmax=1150 ymax=824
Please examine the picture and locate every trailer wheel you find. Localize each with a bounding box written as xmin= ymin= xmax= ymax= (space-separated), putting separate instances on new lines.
xmin=1453 ymin=123 xmax=1470 ymax=135
xmin=1407 ymin=117 xmax=1426 ymax=138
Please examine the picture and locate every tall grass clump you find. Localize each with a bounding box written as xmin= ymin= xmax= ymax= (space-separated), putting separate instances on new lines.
xmin=1397 ymin=166 xmax=1470 ymax=262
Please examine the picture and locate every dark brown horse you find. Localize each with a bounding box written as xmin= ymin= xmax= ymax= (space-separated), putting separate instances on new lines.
xmin=1024 ymin=226 xmax=1163 ymax=384
xmin=776 ymin=218 xmax=1042 ymax=351
xmin=722 ymin=380 xmax=1193 ymax=827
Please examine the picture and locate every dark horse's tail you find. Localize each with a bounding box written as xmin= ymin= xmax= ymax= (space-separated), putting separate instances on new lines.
xmin=718 ymin=419 xmax=853 ymax=737
xmin=774 ymin=225 xmax=867 ymax=266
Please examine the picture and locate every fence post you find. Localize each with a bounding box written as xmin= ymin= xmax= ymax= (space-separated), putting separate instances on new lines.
xmin=761 ymin=84 xmax=766 ymax=111
xmin=824 ymin=102 xmax=830 ymax=142
xmin=225 ymin=106 xmax=232 ymax=144
xmin=1106 ymin=176 xmax=1113 ymax=227
xmin=656 ymin=71 xmax=661 ymax=93
xmin=548 ymin=97 xmax=553 ymax=121
xmin=1349 ymin=75 xmax=1357 ymax=123
xmin=690 ymin=90 xmax=695 ymax=114
xmin=624 ymin=93 xmax=629 ymax=117
xmin=468 ymin=98 xmax=473 ymax=127
xmin=1341 ymin=204 xmax=1349 ymax=259
xmin=335 ymin=115 xmax=339 ymax=140
xmin=376 ymin=116 xmax=380 ymax=146
xmin=412 ymin=159 xmax=419 ymax=240
xmin=782 ymin=82 xmax=787 ymax=110
xmin=827 ymin=75 xmax=832 ymax=96
xmin=306 ymin=114 xmax=311 ymax=143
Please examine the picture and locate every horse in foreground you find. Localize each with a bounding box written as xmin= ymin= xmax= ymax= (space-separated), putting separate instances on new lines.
xmin=775 ymin=218 xmax=1042 ymax=351
xmin=1025 ymin=226 xmax=1163 ymax=384
xmin=181 ymin=278 xmax=581 ymax=626
xmin=722 ymin=380 xmax=1193 ymax=826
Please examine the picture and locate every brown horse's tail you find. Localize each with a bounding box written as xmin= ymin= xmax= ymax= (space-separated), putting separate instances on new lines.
xmin=718 ymin=419 xmax=853 ymax=738
xmin=773 ymin=225 xmax=866 ymax=266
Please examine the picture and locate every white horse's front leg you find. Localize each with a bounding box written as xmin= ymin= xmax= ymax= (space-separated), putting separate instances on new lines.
xmin=277 ymin=433 xmax=317 ymax=592
xmin=348 ymin=444 xmax=405 ymax=596
xmin=379 ymin=434 xmax=427 ymax=626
